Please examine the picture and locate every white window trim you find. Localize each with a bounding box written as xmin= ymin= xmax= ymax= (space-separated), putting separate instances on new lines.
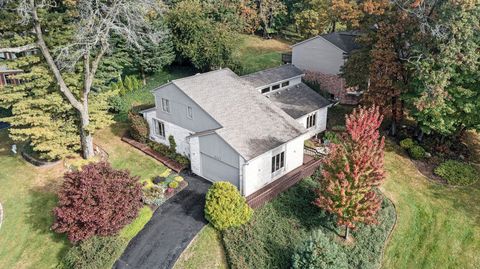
xmin=187 ymin=106 xmax=193 ymax=119
xmin=153 ymin=118 xmax=166 ymax=139
xmin=306 ymin=112 xmax=317 ymax=129
xmin=161 ymin=98 xmax=170 ymax=113
xmin=271 ymin=151 xmax=285 ymax=177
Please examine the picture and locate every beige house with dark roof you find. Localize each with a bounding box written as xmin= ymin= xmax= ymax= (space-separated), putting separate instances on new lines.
xmin=141 ymin=65 xmax=330 ymax=196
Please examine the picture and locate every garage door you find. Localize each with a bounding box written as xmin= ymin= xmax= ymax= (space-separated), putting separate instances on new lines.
xmin=200 ymin=153 xmax=239 ymax=187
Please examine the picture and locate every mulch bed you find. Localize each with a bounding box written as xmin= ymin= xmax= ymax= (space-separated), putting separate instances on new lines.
xmin=121 ymin=136 xmax=186 ymax=173
xmin=148 ymin=180 xmax=188 ymax=211
xmin=411 ymin=159 xmax=448 ymax=185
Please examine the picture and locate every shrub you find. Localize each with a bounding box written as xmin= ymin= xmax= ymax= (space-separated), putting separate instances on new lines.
xmin=128 ymin=111 xmax=149 ymax=143
xmin=400 ymin=138 xmax=415 ymax=149
xmin=168 ymin=181 xmax=179 ymax=189
xmin=142 ymin=185 xmax=166 ymax=206
xmin=60 ymin=236 xmax=126 ymax=269
xmin=434 ymin=160 xmax=480 ymax=186
xmin=408 ymin=145 xmax=426 ymax=160
xmin=323 ymin=131 xmax=340 ymax=144
xmin=292 ymin=230 xmax=348 ymax=269
xmin=168 ymin=135 xmax=177 ymax=152
xmin=204 ymin=182 xmax=253 ymax=230
xmin=52 ymin=162 xmax=143 ymax=243
xmin=108 ymin=95 xmax=129 ymax=113
xmin=148 ymin=140 xmax=191 ymax=167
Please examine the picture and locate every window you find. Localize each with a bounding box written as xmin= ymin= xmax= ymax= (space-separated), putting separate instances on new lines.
xmin=306 ymin=113 xmax=316 ymax=129
xmin=271 ymin=152 xmax=285 ymax=173
xmin=154 ymin=119 xmax=165 ymax=138
xmin=261 ymin=87 xmax=270 ymax=94
xmin=271 ymin=84 xmax=280 ymax=90
xmin=161 ymin=98 xmax=170 ymax=113
xmin=187 ymin=106 xmax=193 ymax=119
xmin=281 ymin=81 xmax=290 ymax=87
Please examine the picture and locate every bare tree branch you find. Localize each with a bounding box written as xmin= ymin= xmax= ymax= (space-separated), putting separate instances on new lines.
xmin=0 ymin=44 xmax=37 ymax=53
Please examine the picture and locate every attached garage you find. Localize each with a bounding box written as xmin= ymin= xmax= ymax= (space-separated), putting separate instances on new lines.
xmin=200 ymin=153 xmax=239 ymax=187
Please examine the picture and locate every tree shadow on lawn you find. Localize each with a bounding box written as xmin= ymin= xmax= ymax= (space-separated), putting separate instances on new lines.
xmin=26 ymin=183 xmax=70 ymax=262
xmin=267 ymin=179 xmax=339 ymax=236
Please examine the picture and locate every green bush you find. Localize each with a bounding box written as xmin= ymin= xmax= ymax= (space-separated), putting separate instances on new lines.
xmin=408 ymin=145 xmax=426 ymax=160
xmin=400 ymin=138 xmax=415 ymax=149
xmin=168 ymin=135 xmax=177 ymax=152
xmin=60 ymin=236 xmax=126 ymax=269
xmin=108 ymin=95 xmax=130 ymax=113
xmin=148 ymin=140 xmax=190 ymax=167
xmin=128 ymin=111 xmax=149 ymax=143
xmin=205 ymin=182 xmax=253 ymax=231
xmin=434 ymin=160 xmax=480 ymax=186
xmin=142 ymin=185 xmax=165 ymax=206
xmin=292 ymin=230 xmax=348 ymax=269
xmin=323 ymin=131 xmax=340 ymax=144
xmin=168 ymin=181 xmax=179 ymax=189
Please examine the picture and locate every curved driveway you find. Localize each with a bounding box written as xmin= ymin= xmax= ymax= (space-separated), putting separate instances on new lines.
xmin=114 ymin=174 xmax=211 ymax=269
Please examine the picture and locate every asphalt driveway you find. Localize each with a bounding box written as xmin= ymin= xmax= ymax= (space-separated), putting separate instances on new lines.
xmin=114 ymin=174 xmax=211 ymax=269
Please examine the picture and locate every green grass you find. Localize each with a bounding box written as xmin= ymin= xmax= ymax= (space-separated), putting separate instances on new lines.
xmin=235 ymin=34 xmax=290 ymax=75
xmin=381 ymin=141 xmax=480 ymax=269
xmin=221 ymin=178 xmax=395 ymax=269
xmin=0 ymin=130 xmax=69 ymax=269
xmin=174 ymin=225 xmax=228 ymax=269
xmin=0 ymin=124 xmax=168 ymax=268
xmin=120 ymin=206 xmax=153 ymax=240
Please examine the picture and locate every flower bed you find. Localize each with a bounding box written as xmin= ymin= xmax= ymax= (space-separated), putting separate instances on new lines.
xmin=141 ymin=169 xmax=188 ymax=210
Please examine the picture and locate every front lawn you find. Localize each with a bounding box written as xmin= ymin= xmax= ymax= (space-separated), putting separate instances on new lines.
xmin=221 ymin=178 xmax=395 ymax=269
xmin=0 ymin=124 xmax=169 ymax=268
xmin=381 ymin=141 xmax=480 ymax=268
xmin=174 ymin=225 xmax=228 ymax=269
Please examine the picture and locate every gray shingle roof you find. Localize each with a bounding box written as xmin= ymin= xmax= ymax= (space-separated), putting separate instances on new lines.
xmin=170 ymin=69 xmax=307 ymax=160
xmin=267 ymin=83 xmax=330 ymax=119
xmin=241 ymin=64 xmax=304 ymax=88
xmin=321 ymin=31 xmax=361 ymax=53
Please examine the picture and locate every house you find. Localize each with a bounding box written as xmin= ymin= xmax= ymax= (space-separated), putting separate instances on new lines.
xmin=0 ymin=53 xmax=22 ymax=87
xmin=291 ymin=31 xmax=362 ymax=105
xmin=141 ymin=64 xmax=330 ymax=197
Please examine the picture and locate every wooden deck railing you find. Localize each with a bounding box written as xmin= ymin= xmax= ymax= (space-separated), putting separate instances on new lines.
xmin=246 ymin=155 xmax=322 ymax=208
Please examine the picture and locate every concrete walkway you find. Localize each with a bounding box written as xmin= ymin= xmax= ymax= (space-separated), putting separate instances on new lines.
xmin=114 ymin=174 xmax=211 ymax=269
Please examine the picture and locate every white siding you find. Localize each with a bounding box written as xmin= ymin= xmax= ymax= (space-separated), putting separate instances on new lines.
xmin=143 ymin=111 xmax=193 ymax=156
xmin=242 ymin=135 xmax=306 ymax=196
xmin=292 ymin=37 xmax=345 ymax=75
xmin=296 ymin=107 xmax=328 ymax=137
xmin=189 ymin=136 xmax=201 ymax=175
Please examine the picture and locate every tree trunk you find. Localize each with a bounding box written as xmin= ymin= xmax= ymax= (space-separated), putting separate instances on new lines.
xmin=141 ymin=67 xmax=147 ymax=86
xmin=390 ymin=96 xmax=397 ymax=136
xmin=331 ymin=21 xmax=337 ymax=33
xmin=344 ymin=225 xmax=350 ymax=240
xmin=79 ymin=110 xmax=94 ymax=159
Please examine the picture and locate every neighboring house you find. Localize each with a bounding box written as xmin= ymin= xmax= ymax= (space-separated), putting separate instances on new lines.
xmin=0 ymin=51 xmax=30 ymax=87
xmin=291 ymin=31 xmax=362 ymax=105
xmin=141 ymin=64 xmax=330 ymax=197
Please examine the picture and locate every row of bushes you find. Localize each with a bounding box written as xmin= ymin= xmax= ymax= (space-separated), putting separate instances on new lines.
xmin=128 ymin=110 xmax=190 ymax=167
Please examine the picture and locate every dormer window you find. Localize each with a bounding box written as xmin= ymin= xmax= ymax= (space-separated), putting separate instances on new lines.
xmin=281 ymin=81 xmax=289 ymax=87
xmin=261 ymin=87 xmax=270 ymax=94
xmin=272 ymin=84 xmax=280 ymax=91
xmin=161 ymin=98 xmax=170 ymax=113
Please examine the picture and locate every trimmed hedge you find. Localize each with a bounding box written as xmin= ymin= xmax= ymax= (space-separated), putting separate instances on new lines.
xmin=148 ymin=140 xmax=190 ymax=166
xmin=205 ymin=182 xmax=253 ymax=231
xmin=408 ymin=145 xmax=426 ymax=160
xmin=434 ymin=160 xmax=480 ymax=186
xmin=128 ymin=111 xmax=149 ymax=143
xmin=292 ymin=230 xmax=348 ymax=269
xmin=400 ymin=138 xmax=415 ymax=149
xmin=60 ymin=236 xmax=126 ymax=269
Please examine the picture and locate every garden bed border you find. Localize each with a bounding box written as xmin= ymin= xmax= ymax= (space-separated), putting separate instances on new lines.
xmin=121 ymin=136 xmax=186 ymax=173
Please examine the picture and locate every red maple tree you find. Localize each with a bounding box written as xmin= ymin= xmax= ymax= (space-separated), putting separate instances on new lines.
xmin=52 ymin=162 xmax=143 ymax=243
xmin=314 ymin=106 xmax=385 ymax=239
